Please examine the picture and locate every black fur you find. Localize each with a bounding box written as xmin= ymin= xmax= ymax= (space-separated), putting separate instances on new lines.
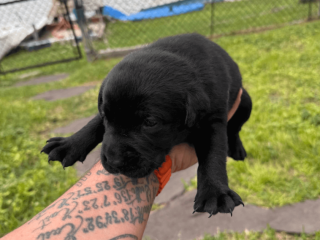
xmin=42 ymin=33 xmax=252 ymax=216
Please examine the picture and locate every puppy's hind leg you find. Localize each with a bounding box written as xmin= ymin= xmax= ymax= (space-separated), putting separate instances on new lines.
xmin=41 ymin=114 xmax=104 ymax=168
xmin=227 ymin=88 xmax=252 ymax=161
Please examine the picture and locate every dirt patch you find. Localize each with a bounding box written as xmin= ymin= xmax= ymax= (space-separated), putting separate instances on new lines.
xmin=32 ymin=86 xmax=94 ymax=101
xmin=15 ymin=73 xmax=69 ymax=87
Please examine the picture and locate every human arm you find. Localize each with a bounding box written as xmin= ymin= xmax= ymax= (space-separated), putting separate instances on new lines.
xmin=2 ymin=88 xmax=242 ymax=240
xmin=2 ymin=161 xmax=159 ymax=240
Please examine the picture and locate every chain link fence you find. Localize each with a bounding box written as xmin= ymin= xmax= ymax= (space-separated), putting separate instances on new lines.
xmin=80 ymin=0 xmax=213 ymax=50
xmin=76 ymin=0 xmax=320 ymax=59
xmin=77 ymin=0 xmax=214 ymax=57
xmin=0 ymin=0 xmax=319 ymax=71
xmin=211 ymin=0 xmax=320 ymax=36
xmin=0 ymin=0 xmax=81 ymax=74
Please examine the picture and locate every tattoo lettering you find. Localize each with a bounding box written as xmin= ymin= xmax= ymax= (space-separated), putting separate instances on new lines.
xmin=28 ymin=192 xmax=76 ymax=225
xmin=96 ymin=181 xmax=111 ymax=191
xmin=80 ymin=196 xmax=110 ymax=212
xmin=109 ymin=234 xmax=138 ymax=240
xmin=129 ymin=204 xmax=153 ymax=225
xmin=36 ymin=215 xmax=83 ymax=240
xmin=96 ymin=169 xmax=114 ymax=176
xmin=76 ymin=171 xmax=91 ymax=187
xmin=104 ymin=195 xmax=111 ymax=207
xmin=34 ymin=201 xmax=79 ymax=232
xmin=113 ymin=176 xmax=134 ymax=190
xmin=83 ymin=217 xmax=95 ymax=233
xmin=80 ymin=206 xmax=151 ymax=234
xmin=72 ymin=181 xmax=111 ymax=200
xmin=32 ymin=172 xmax=159 ymax=239
xmin=127 ymin=185 xmax=151 ymax=205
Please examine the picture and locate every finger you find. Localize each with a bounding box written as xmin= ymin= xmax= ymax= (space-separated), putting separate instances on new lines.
xmin=169 ymin=143 xmax=198 ymax=173
xmin=227 ymin=88 xmax=243 ymax=121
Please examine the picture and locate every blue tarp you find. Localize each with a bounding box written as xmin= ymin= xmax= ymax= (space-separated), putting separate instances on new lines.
xmin=102 ymin=6 xmax=127 ymax=20
xmin=102 ymin=2 xmax=204 ymax=21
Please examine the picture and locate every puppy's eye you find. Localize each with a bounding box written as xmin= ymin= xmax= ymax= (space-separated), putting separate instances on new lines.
xmin=144 ymin=118 xmax=157 ymax=128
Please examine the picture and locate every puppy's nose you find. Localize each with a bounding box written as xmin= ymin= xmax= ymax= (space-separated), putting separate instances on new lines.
xmin=107 ymin=158 xmax=124 ymax=168
xmin=105 ymin=149 xmax=124 ymax=168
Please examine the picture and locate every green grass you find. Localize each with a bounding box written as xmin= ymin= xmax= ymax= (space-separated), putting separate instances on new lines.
xmin=0 ymin=43 xmax=81 ymax=73
xmin=95 ymin=0 xmax=319 ymax=49
xmin=0 ymin=56 xmax=122 ymax=236
xmin=0 ymin=19 xmax=319 ymax=237
xmin=185 ymin=20 xmax=320 ymax=208
xmin=2 ymin=0 xmax=318 ymax=72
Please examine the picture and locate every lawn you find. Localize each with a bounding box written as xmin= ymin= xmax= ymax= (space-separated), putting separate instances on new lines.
xmin=0 ymin=43 xmax=82 ymax=75
xmin=95 ymin=0 xmax=318 ymax=49
xmin=1 ymin=0 xmax=319 ymax=73
xmin=0 ymin=19 xmax=320 ymax=238
xmin=186 ymin=20 xmax=320 ymax=208
xmin=0 ymin=56 xmax=122 ymax=235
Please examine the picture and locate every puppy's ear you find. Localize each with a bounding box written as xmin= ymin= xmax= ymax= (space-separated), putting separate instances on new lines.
xmin=185 ymin=89 xmax=210 ymax=128
xmin=98 ymin=80 xmax=106 ymax=118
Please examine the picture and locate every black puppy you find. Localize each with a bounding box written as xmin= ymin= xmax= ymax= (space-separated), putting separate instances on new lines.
xmin=42 ymin=33 xmax=252 ymax=217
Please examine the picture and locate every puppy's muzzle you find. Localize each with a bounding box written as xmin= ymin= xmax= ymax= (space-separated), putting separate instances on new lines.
xmin=101 ymin=145 xmax=140 ymax=169
xmin=103 ymin=148 xmax=125 ymax=168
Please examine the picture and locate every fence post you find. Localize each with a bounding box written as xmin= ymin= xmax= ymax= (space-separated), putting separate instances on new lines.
xmin=210 ymin=0 xmax=215 ymax=37
xmin=308 ymin=0 xmax=312 ymax=20
xmin=62 ymin=0 xmax=82 ymax=60
xmin=73 ymin=0 xmax=96 ymax=61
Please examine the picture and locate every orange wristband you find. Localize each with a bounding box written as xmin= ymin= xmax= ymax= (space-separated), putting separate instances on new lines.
xmin=154 ymin=155 xmax=172 ymax=196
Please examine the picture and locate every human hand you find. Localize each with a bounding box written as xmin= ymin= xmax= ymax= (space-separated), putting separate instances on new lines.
xmin=169 ymin=88 xmax=243 ymax=173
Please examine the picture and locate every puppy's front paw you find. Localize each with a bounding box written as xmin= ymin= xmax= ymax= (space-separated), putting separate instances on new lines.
xmin=193 ymin=186 xmax=244 ymax=217
xmin=41 ymin=137 xmax=86 ymax=168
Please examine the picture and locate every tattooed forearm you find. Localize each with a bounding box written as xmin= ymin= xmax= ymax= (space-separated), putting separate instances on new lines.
xmin=80 ymin=204 xmax=153 ymax=233
xmin=25 ymin=164 xmax=159 ymax=240
xmin=36 ymin=215 xmax=83 ymax=240
xmin=109 ymin=234 xmax=139 ymax=240
xmin=96 ymin=169 xmax=117 ymax=176
xmin=76 ymin=171 xmax=91 ymax=187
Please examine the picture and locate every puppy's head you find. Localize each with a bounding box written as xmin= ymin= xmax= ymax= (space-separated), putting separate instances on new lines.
xmin=98 ymin=51 xmax=209 ymax=178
